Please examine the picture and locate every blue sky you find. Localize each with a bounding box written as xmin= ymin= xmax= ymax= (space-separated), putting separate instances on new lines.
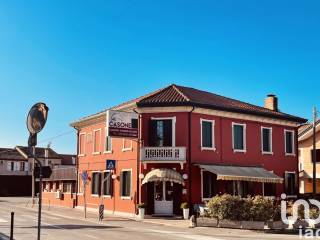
xmin=0 ymin=0 xmax=319 ymax=153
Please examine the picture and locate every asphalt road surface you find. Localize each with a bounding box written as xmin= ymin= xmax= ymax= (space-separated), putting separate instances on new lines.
xmin=0 ymin=197 xmax=303 ymax=240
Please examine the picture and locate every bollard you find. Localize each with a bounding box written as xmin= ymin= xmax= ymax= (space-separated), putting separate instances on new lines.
xmin=10 ymin=212 xmax=14 ymax=240
xmin=99 ymin=204 xmax=104 ymax=221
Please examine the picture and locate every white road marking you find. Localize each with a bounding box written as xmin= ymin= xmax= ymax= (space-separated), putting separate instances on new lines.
xmin=148 ymin=229 xmax=224 ymax=240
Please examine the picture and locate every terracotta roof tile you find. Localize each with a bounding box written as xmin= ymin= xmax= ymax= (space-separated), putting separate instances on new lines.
xmin=137 ymin=84 xmax=307 ymax=123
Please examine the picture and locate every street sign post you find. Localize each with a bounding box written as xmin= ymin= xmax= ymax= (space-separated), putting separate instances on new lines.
xmin=26 ymin=103 xmax=49 ymax=240
xmin=81 ymin=171 xmax=88 ymax=218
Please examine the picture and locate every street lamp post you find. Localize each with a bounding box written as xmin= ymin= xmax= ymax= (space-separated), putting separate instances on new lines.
xmin=313 ymin=107 xmax=318 ymax=195
xmin=26 ymin=103 xmax=49 ymax=240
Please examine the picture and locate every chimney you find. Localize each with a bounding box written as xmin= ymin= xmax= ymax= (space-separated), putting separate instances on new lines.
xmin=264 ymin=94 xmax=278 ymax=111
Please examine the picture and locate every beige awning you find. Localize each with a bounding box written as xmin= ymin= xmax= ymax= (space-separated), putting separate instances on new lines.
xmin=142 ymin=168 xmax=184 ymax=185
xmin=198 ymin=164 xmax=283 ymax=184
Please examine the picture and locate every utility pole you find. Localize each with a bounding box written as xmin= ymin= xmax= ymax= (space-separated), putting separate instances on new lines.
xmin=313 ymin=107 xmax=317 ymax=194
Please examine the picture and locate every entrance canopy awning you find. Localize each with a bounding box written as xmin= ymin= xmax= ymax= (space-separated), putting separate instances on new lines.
xmin=198 ymin=164 xmax=283 ymax=184
xmin=142 ymin=168 xmax=184 ymax=185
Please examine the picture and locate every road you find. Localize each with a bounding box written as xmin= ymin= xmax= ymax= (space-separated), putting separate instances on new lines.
xmin=0 ymin=197 xmax=302 ymax=240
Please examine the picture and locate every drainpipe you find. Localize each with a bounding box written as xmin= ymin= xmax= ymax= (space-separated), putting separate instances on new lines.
xmin=188 ymin=107 xmax=195 ymax=211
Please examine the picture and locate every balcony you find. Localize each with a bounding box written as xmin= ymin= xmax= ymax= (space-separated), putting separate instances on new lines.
xmin=140 ymin=147 xmax=186 ymax=163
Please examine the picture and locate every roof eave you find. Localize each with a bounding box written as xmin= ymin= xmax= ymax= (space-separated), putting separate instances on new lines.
xmin=137 ymin=101 xmax=307 ymax=124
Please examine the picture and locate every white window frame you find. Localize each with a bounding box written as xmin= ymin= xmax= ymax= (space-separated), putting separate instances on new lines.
xmin=261 ymin=127 xmax=273 ymax=155
xmin=104 ymin=127 xmax=113 ymax=154
xmin=92 ymin=129 xmax=102 ymax=155
xmin=102 ymin=170 xmax=113 ymax=198
xmin=122 ymin=139 xmax=133 ymax=152
xmin=120 ymin=169 xmax=132 ymax=200
xmin=150 ymin=116 xmax=176 ymax=147
xmin=78 ymin=132 xmax=86 ymax=157
xmin=285 ymin=171 xmax=297 ymax=198
xmin=200 ymin=119 xmax=216 ymax=151
xmin=232 ymin=122 xmax=247 ymax=153
xmin=284 ymin=130 xmax=295 ymax=156
xmin=91 ymin=171 xmax=101 ymax=197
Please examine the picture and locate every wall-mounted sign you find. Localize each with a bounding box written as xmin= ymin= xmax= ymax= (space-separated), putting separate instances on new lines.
xmin=106 ymin=160 xmax=116 ymax=170
xmin=106 ymin=110 xmax=138 ymax=138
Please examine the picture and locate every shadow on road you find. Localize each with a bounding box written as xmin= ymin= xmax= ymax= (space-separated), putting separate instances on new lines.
xmin=0 ymin=232 xmax=9 ymax=240
xmin=21 ymin=224 xmax=122 ymax=230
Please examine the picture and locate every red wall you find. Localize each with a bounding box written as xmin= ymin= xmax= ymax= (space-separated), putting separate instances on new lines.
xmin=70 ymin=109 xmax=299 ymax=213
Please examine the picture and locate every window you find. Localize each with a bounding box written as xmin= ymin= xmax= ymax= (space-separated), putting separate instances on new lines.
xmin=311 ymin=149 xmax=320 ymax=163
xmin=202 ymin=171 xmax=216 ymax=200
xmin=201 ymin=119 xmax=215 ymax=150
xmin=285 ymin=172 xmax=296 ymax=196
xmin=264 ymin=183 xmax=276 ymax=196
xmin=105 ymin=134 xmax=112 ymax=153
xmin=79 ymin=133 xmax=86 ymax=155
xmin=11 ymin=162 xmax=14 ymax=171
xmin=232 ymin=123 xmax=246 ymax=152
xmin=91 ymin=172 xmax=101 ymax=195
xmin=20 ymin=162 xmax=25 ymax=171
xmin=102 ymin=171 xmax=113 ymax=196
xmin=285 ymin=130 xmax=295 ymax=155
xmin=149 ymin=119 xmax=173 ymax=147
xmin=77 ymin=174 xmax=83 ymax=194
xmin=93 ymin=129 xmax=101 ymax=154
xmin=261 ymin=127 xmax=272 ymax=153
xmin=226 ymin=181 xmax=252 ymax=197
xmin=122 ymin=139 xmax=133 ymax=151
xmin=63 ymin=182 xmax=73 ymax=193
xmin=120 ymin=170 xmax=131 ymax=198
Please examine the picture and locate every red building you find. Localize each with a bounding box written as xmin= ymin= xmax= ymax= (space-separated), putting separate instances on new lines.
xmin=71 ymin=84 xmax=306 ymax=217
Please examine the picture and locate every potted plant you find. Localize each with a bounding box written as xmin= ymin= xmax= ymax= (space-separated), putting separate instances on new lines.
xmin=137 ymin=203 xmax=146 ymax=219
xmin=181 ymin=202 xmax=190 ymax=220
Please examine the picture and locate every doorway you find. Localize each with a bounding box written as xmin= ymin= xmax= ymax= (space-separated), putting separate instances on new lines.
xmin=154 ymin=181 xmax=174 ymax=216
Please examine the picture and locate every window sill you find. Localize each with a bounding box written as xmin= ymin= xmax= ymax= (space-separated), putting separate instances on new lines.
xmin=91 ymin=194 xmax=100 ymax=198
xmin=262 ymin=152 xmax=273 ymax=155
xmin=285 ymin=153 xmax=296 ymax=157
xmin=92 ymin=152 xmax=101 ymax=155
xmin=286 ymin=195 xmax=298 ymax=198
xmin=102 ymin=195 xmax=112 ymax=198
xmin=233 ymin=149 xmax=246 ymax=153
xmin=201 ymin=147 xmax=216 ymax=151
xmin=76 ymin=193 xmax=84 ymax=196
xmin=104 ymin=150 xmax=113 ymax=154
xmin=122 ymin=148 xmax=133 ymax=152
xmin=121 ymin=196 xmax=131 ymax=200
xmin=78 ymin=154 xmax=85 ymax=157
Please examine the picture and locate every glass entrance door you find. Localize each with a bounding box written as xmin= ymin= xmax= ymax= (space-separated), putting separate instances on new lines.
xmin=154 ymin=181 xmax=173 ymax=215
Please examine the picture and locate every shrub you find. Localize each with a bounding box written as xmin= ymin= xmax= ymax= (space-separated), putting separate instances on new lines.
xmin=249 ymin=196 xmax=274 ymax=222
xmin=180 ymin=202 xmax=189 ymax=209
xmin=310 ymin=207 xmax=319 ymax=219
xmin=207 ymin=194 xmax=277 ymax=222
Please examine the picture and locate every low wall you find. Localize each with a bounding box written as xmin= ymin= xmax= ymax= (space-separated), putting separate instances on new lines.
xmin=42 ymin=192 xmax=76 ymax=208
